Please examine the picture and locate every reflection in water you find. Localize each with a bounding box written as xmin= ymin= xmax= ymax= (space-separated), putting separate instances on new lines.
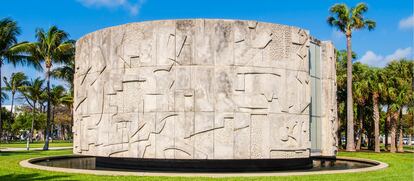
xmin=36 ymin=157 xmax=96 ymax=170
xmin=34 ymin=157 xmax=375 ymax=172
xmin=309 ymin=159 xmax=372 ymax=171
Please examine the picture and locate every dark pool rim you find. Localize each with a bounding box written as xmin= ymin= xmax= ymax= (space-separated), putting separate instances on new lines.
xmin=20 ymin=155 xmax=388 ymax=177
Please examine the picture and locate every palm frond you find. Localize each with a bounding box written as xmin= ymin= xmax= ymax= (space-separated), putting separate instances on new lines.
xmin=328 ymin=3 xmax=350 ymax=33
xmin=364 ymin=19 xmax=376 ymax=31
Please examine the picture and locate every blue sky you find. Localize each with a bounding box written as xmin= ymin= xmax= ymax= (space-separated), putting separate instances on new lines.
xmin=0 ymin=0 xmax=413 ymax=105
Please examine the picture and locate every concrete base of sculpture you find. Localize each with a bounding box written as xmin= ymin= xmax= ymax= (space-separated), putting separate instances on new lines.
xmin=73 ymin=19 xmax=337 ymax=164
xmin=95 ymin=157 xmax=312 ymax=172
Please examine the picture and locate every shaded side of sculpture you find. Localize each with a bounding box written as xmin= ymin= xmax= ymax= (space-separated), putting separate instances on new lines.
xmin=73 ymin=19 xmax=335 ymax=159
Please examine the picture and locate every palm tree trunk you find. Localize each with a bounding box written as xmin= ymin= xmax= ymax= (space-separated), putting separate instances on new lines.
xmin=397 ymin=124 xmax=404 ymax=152
xmin=337 ymin=116 xmax=342 ymax=149
xmin=373 ymin=93 xmax=380 ymax=152
xmin=7 ymin=92 xmax=15 ymax=142
xmin=356 ymin=108 xmax=363 ymax=150
xmin=51 ymin=106 xmax=54 ymax=140
xmin=337 ymin=102 xmax=342 ymax=149
xmin=390 ymin=110 xmax=398 ymax=153
xmin=384 ymin=108 xmax=390 ymax=151
xmin=345 ymin=34 xmax=355 ymax=151
xmin=44 ymin=67 xmax=51 ymax=150
xmin=397 ymin=110 xmax=404 ymax=152
xmin=27 ymin=101 xmax=36 ymax=151
xmin=0 ymin=61 xmax=3 ymax=142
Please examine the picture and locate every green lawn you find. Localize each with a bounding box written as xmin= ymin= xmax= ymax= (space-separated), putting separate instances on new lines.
xmin=0 ymin=150 xmax=412 ymax=181
xmin=0 ymin=141 xmax=72 ymax=149
xmin=404 ymin=145 xmax=414 ymax=150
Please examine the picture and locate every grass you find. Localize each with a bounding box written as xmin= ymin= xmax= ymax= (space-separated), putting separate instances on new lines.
xmin=376 ymin=144 xmax=414 ymax=152
xmin=404 ymin=145 xmax=414 ymax=150
xmin=0 ymin=140 xmax=72 ymax=149
xmin=0 ymin=150 xmax=412 ymax=180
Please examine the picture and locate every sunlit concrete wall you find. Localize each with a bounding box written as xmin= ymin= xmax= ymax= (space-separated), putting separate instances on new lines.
xmin=73 ymin=19 xmax=336 ymax=159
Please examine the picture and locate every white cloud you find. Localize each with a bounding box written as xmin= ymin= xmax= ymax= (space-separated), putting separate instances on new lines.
xmin=77 ymin=0 xmax=146 ymax=16
xmin=357 ymin=47 xmax=413 ymax=67
xmin=357 ymin=51 xmax=384 ymax=66
xmin=385 ymin=47 xmax=413 ymax=61
xmin=399 ymin=14 xmax=414 ymax=29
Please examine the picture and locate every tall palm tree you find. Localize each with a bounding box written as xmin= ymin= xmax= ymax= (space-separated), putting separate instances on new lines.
xmin=327 ymin=2 xmax=376 ymax=151
xmin=12 ymin=26 xmax=75 ymax=150
xmin=367 ymin=68 xmax=385 ymax=152
xmin=336 ymin=50 xmax=357 ymax=148
xmin=20 ymin=77 xmax=45 ymax=150
xmin=0 ymin=17 xmax=25 ymax=140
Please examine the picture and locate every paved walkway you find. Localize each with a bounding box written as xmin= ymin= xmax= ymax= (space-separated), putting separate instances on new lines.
xmin=0 ymin=147 xmax=72 ymax=152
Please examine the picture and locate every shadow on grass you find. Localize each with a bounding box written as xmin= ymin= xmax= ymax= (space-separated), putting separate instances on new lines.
xmin=0 ymin=150 xmax=69 ymax=157
xmin=0 ymin=173 xmax=76 ymax=181
xmin=0 ymin=150 xmax=42 ymax=156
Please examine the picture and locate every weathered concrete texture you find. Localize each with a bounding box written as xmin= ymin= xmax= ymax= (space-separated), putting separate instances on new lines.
xmin=73 ymin=19 xmax=335 ymax=159
xmin=320 ymin=41 xmax=338 ymax=156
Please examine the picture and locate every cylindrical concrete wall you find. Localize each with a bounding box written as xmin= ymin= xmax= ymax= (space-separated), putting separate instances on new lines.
xmin=73 ymin=19 xmax=334 ymax=160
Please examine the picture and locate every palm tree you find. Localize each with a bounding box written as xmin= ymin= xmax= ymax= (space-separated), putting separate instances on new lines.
xmin=367 ymin=68 xmax=385 ymax=152
xmin=336 ymin=50 xmax=357 ymax=149
xmin=3 ymin=72 xmax=28 ymax=140
xmin=0 ymin=90 xmax=7 ymax=103
xmin=60 ymin=90 xmax=74 ymax=139
xmin=353 ymin=62 xmax=369 ymax=150
xmin=0 ymin=17 xmax=25 ymax=140
xmin=51 ymin=58 xmax=74 ymax=91
xmin=50 ymin=85 xmax=66 ymax=139
xmin=395 ymin=60 xmax=413 ymax=152
xmin=12 ymin=26 xmax=75 ymax=150
xmin=3 ymin=72 xmax=28 ymax=117
xmin=384 ymin=60 xmax=413 ymax=152
xmin=327 ymin=2 xmax=376 ymax=151
xmin=20 ymin=77 xmax=45 ymax=150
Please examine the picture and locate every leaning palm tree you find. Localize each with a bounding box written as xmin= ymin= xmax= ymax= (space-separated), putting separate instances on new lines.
xmin=12 ymin=26 xmax=75 ymax=150
xmin=3 ymin=72 xmax=28 ymax=119
xmin=20 ymin=77 xmax=45 ymax=150
xmin=327 ymin=2 xmax=376 ymax=151
xmin=3 ymin=72 xmax=28 ymax=140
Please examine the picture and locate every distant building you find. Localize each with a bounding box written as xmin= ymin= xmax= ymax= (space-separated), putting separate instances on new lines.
xmin=2 ymin=105 xmax=24 ymax=115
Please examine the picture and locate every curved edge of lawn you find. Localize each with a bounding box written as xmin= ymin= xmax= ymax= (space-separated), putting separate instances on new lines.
xmin=0 ymin=150 xmax=412 ymax=180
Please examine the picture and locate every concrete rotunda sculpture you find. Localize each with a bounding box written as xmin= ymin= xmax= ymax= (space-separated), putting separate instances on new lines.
xmin=73 ymin=19 xmax=337 ymax=170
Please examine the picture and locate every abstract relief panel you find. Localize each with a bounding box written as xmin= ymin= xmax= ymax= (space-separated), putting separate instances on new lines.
xmin=73 ymin=19 xmax=336 ymax=159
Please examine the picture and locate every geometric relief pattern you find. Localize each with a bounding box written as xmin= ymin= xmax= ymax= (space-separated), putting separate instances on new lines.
xmin=73 ymin=19 xmax=331 ymax=159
